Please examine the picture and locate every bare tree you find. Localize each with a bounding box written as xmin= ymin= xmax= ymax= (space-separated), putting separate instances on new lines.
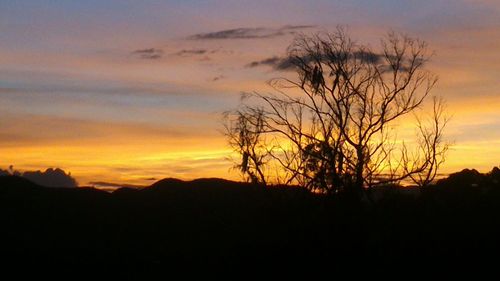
xmin=223 ymin=106 xmax=268 ymax=185
xmin=225 ymin=27 xmax=449 ymax=196
xmin=406 ymin=96 xmax=451 ymax=187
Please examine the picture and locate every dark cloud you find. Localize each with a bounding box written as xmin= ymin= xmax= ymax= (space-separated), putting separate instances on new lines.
xmin=188 ymin=25 xmax=316 ymax=40
xmin=189 ymin=27 xmax=275 ymax=40
xmin=246 ymin=56 xmax=295 ymax=70
xmin=247 ymin=51 xmax=384 ymax=71
xmin=211 ymin=75 xmax=225 ymax=82
xmin=131 ymin=48 xmax=163 ymax=59
xmin=0 ymin=166 xmax=77 ymax=187
xmin=281 ymin=25 xmax=316 ymax=30
xmin=89 ymin=181 xmax=144 ymax=189
xmin=23 ymin=168 xmax=78 ymax=188
xmin=0 ymin=166 xmax=20 ymax=177
xmin=174 ymin=49 xmax=208 ymax=56
xmin=133 ymin=48 xmax=157 ymax=54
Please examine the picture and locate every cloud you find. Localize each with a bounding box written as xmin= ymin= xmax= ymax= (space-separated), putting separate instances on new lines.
xmin=281 ymin=25 xmax=316 ymax=30
xmin=158 ymin=156 xmax=231 ymax=176
xmin=246 ymin=56 xmax=294 ymax=70
xmin=131 ymin=48 xmax=164 ymax=59
xmin=172 ymin=48 xmax=232 ymax=61
xmin=174 ymin=49 xmax=208 ymax=56
xmin=88 ymin=181 xmax=144 ymax=189
xmin=189 ymin=27 xmax=277 ymax=40
xmin=0 ymin=166 xmax=21 ymax=177
xmin=0 ymin=113 xmax=220 ymax=147
xmin=188 ymin=25 xmax=315 ymax=40
xmin=211 ymin=75 xmax=224 ymax=82
xmin=0 ymin=166 xmax=78 ymax=187
xmin=247 ymin=51 xmax=384 ymax=71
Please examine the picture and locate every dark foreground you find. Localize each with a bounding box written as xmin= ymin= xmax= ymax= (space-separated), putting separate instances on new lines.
xmin=1 ymin=168 xmax=499 ymax=270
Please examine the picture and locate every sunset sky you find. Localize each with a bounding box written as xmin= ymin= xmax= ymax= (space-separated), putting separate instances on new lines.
xmin=1 ymin=0 xmax=499 ymax=186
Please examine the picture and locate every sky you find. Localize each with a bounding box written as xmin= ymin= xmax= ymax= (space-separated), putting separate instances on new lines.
xmin=0 ymin=0 xmax=499 ymax=186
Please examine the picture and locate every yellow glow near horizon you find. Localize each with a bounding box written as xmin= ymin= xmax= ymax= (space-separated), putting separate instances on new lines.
xmin=0 ymin=142 xmax=239 ymax=185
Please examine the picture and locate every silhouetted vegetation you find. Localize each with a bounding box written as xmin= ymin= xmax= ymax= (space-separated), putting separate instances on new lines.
xmin=1 ymin=167 xmax=499 ymax=268
xmin=224 ymin=28 xmax=450 ymax=199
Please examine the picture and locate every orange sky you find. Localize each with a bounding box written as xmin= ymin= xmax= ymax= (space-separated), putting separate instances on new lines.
xmin=0 ymin=1 xmax=498 ymax=186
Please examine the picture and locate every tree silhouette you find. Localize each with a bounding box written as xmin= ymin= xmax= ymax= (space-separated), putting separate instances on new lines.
xmin=407 ymin=96 xmax=451 ymax=187
xmin=224 ymin=107 xmax=268 ymax=184
xmin=225 ymin=27 xmax=449 ymax=196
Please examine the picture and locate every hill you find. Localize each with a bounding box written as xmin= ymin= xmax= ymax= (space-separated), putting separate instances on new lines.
xmin=0 ymin=169 xmax=500 ymax=269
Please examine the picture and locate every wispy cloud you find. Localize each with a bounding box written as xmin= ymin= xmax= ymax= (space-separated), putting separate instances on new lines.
xmin=88 ymin=181 xmax=145 ymax=189
xmin=281 ymin=25 xmax=317 ymax=30
xmin=131 ymin=48 xmax=164 ymax=59
xmin=188 ymin=25 xmax=315 ymax=40
xmin=247 ymin=51 xmax=384 ymax=71
xmin=174 ymin=49 xmax=208 ymax=56
xmin=246 ymin=56 xmax=294 ymax=70
xmin=211 ymin=75 xmax=224 ymax=82
xmin=189 ymin=27 xmax=276 ymax=40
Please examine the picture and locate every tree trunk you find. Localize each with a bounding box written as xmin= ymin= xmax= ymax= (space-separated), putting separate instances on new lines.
xmin=352 ymin=147 xmax=365 ymax=201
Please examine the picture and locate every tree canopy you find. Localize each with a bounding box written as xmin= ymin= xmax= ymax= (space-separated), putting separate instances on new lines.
xmin=225 ymin=27 xmax=450 ymax=197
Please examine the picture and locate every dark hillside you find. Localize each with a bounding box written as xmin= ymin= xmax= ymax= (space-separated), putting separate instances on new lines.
xmin=1 ymin=169 xmax=500 ymax=269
